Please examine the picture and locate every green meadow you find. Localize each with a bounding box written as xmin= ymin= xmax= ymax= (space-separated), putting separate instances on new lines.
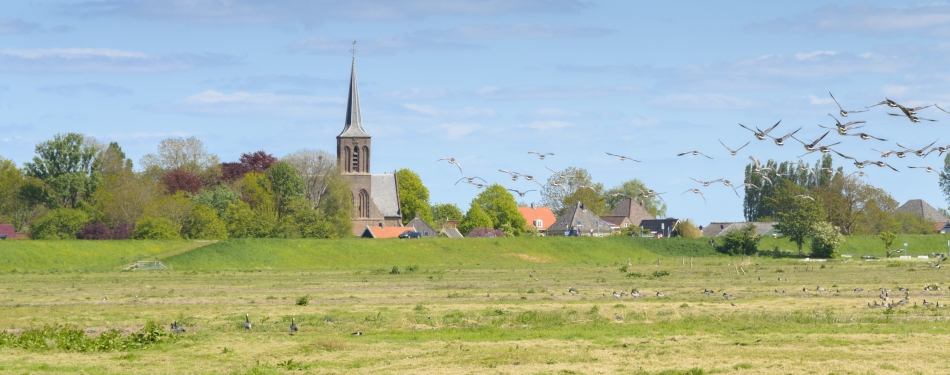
xmin=1 ymin=235 xmax=950 ymax=374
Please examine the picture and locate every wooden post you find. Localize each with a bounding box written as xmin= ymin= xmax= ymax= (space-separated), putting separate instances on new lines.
xmin=690 ymin=257 xmax=693 ymax=268
xmin=657 ymin=258 xmax=660 ymax=266
xmin=682 ymin=257 xmax=685 ymax=267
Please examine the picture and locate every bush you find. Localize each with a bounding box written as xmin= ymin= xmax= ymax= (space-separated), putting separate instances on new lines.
xmin=182 ymin=205 xmax=228 ymax=239
xmin=810 ymin=221 xmax=844 ymax=258
xmin=674 ymin=219 xmax=702 ymax=238
xmin=715 ymin=223 xmax=760 ymax=256
xmin=132 ymin=217 xmax=180 ymax=239
xmin=295 ymin=295 xmax=310 ymax=306
xmin=466 ymin=227 xmax=505 ymax=238
xmin=78 ymin=221 xmax=134 ymax=240
xmin=30 ymin=208 xmax=90 ymax=239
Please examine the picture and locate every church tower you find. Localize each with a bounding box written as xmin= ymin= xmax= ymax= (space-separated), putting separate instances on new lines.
xmin=335 ymin=48 xmax=403 ymax=234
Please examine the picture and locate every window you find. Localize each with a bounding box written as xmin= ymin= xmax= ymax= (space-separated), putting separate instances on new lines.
xmin=533 ymin=219 xmax=543 ymax=229
xmin=352 ymin=146 xmax=360 ymax=172
xmin=358 ymin=189 xmax=370 ymax=218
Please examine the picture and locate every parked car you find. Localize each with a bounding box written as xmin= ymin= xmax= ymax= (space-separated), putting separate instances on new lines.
xmin=398 ymin=230 xmax=422 ymax=239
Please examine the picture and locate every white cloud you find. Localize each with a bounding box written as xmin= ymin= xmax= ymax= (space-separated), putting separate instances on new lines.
xmin=416 ymin=23 xmax=612 ymax=39
xmin=404 ymin=103 xmax=497 ymax=119
xmin=148 ymin=90 xmax=344 ymax=118
xmin=377 ymin=87 xmax=449 ymax=100
xmin=39 ymin=83 xmax=133 ymax=97
xmin=0 ymin=48 xmax=240 ymax=74
xmin=472 ymin=85 xmax=642 ymax=100
xmin=794 ymin=50 xmax=836 ymax=61
xmin=644 ymin=94 xmax=765 ymax=111
xmin=807 ymin=94 xmax=834 ymax=105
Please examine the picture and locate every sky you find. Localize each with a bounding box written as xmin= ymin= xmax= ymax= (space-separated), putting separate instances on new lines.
xmin=2 ymin=0 xmax=950 ymax=226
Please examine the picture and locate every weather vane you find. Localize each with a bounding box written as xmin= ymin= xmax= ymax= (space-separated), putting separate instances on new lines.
xmin=350 ymin=40 xmax=357 ymax=58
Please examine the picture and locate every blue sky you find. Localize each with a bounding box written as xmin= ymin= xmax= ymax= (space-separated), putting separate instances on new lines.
xmin=2 ymin=0 xmax=950 ymax=225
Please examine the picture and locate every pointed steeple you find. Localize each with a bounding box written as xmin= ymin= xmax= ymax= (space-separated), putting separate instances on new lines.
xmin=338 ymin=54 xmax=370 ymax=138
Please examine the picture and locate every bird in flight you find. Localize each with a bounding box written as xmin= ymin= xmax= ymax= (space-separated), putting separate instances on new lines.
xmin=767 ymin=127 xmax=801 ymax=146
xmin=507 ymin=189 xmax=537 ymax=197
xmin=890 ymin=105 xmax=938 ymax=123
xmin=898 ymin=141 xmax=938 ymax=157
xmin=829 ymin=92 xmax=867 ymax=117
xmin=908 ymin=166 xmax=935 ymax=172
xmin=499 ymin=169 xmax=520 ymax=181
xmin=792 ymin=131 xmax=829 ymax=153
xmin=691 ymin=178 xmax=723 ymax=187
xmin=937 ymin=104 xmax=950 ymax=115
xmin=749 ymin=156 xmax=773 ymax=173
xmin=821 ymin=114 xmax=865 ymax=135
xmin=455 ymin=176 xmax=485 ymax=185
xmin=528 ymin=151 xmax=554 ymax=160
xmin=682 ymin=188 xmax=706 ymax=203
xmin=606 ymin=152 xmax=641 ymax=162
xmin=677 ymin=150 xmax=713 ymax=159
xmin=637 ymin=188 xmax=666 ymax=202
xmin=868 ymin=98 xmax=902 ymax=109
xmin=794 ymin=194 xmax=815 ymax=201
xmin=438 ymin=157 xmax=462 ymax=173
xmin=719 ymin=139 xmax=750 ymax=156
xmin=739 ymin=120 xmax=781 ymax=141
xmin=846 ymin=132 xmax=887 ymax=141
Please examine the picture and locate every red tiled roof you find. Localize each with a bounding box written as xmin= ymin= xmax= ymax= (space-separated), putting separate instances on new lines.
xmin=518 ymin=206 xmax=556 ymax=230
xmin=361 ymin=226 xmax=412 ymax=239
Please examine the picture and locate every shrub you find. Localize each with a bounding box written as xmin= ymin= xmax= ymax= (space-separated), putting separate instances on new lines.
xmin=810 ymin=221 xmax=844 ymax=258
xmin=295 ymin=295 xmax=310 ymax=306
xmin=30 ymin=208 xmax=90 ymax=239
xmin=78 ymin=221 xmax=134 ymax=240
xmin=132 ymin=217 xmax=180 ymax=239
xmin=674 ymin=219 xmax=702 ymax=238
xmin=466 ymin=227 xmax=505 ymax=238
xmin=715 ymin=223 xmax=760 ymax=256
xmin=182 ymin=205 xmax=228 ymax=239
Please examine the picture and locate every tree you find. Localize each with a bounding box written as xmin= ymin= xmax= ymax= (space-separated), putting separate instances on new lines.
xmin=769 ymin=180 xmax=824 ymax=256
xmin=879 ymin=231 xmax=897 ymax=253
xmin=744 ymin=154 xmax=833 ymax=221
xmin=940 ymin=153 xmax=950 ymax=207
xmin=715 ymin=223 xmax=760 ymax=256
xmin=810 ymin=221 xmax=844 ymax=258
xmin=265 ymin=162 xmax=306 ymax=219
xmin=396 ymin=169 xmax=433 ymax=225
xmin=540 ymin=167 xmax=607 ymax=216
xmin=182 ymin=205 xmax=228 ymax=239
xmin=23 ymin=133 xmax=102 ymax=209
xmin=144 ymin=192 xmax=196 ymax=236
xmin=95 ymin=170 xmax=160 ymax=228
xmin=223 ymin=200 xmax=276 ymax=238
xmin=894 ymin=212 xmax=935 ymax=234
xmin=30 ymin=208 xmax=90 ymax=240
xmin=190 ymin=185 xmax=240 ymax=217
xmin=458 ymin=203 xmax=492 ymax=236
xmin=471 ymin=184 xmax=527 ymax=236
xmin=222 ymin=150 xmax=277 ymax=181
xmin=604 ymin=179 xmax=666 ymax=218
xmin=97 ymin=141 xmax=133 ymax=176
xmin=314 ymin=174 xmax=354 ymax=238
xmin=674 ymin=219 xmax=702 ymax=238
xmin=132 ymin=217 xmax=180 ymax=239
xmin=281 ymin=149 xmax=337 ymax=209
xmin=161 ymin=168 xmax=204 ymax=195
xmin=0 ymin=158 xmax=39 ymax=232
xmin=140 ymin=136 xmax=220 ymax=184
xmin=431 ymin=203 xmax=463 ymax=229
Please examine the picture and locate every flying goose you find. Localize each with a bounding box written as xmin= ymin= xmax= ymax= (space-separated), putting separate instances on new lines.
xmin=677 ymin=150 xmax=713 ymax=159
xmin=719 ymin=139 xmax=750 ymax=156
xmin=606 ymin=152 xmax=641 ymax=162
xmin=748 ymin=156 xmax=773 ymax=173
xmin=682 ymin=188 xmax=706 ymax=203
xmin=437 ymin=157 xmax=463 ymax=173
xmin=767 ymin=127 xmax=802 ymax=146
xmin=507 ymin=189 xmax=537 ymax=197
xmin=823 ymin=114 xmax=866 ymax=135
xmin=739 ymin=120 xmax=781 ymax=140
xmin=868 ymin=98 xmax=902 ymax=108
xmin=829 ymin=92 xmax=868 ymax=117
xmin=455 ymin=176 xmax=486 ymax=185
xmin=792 ymin=131 xmax=830 ymax=153
xmin=499 ymin=169 xmax=520 ymax=181
xmin=691 ymin=178 xmax=723 ymax=187
xmin=846 ymin=132 xmax=886 ymax=141
xmin=908 ymin=166 xmax=935 ymax=172
xmin=889 ymin=106 xmax=937 ymax=123
xmin=528 ymin=151 xmax=553 ymax=160
xmin=898 ymin=140 xmax=938 ymax=157
xmin=794 ymin=194 xmax=815 ymax=201
xmin=637 ymin=188 xmax=666 ymax=203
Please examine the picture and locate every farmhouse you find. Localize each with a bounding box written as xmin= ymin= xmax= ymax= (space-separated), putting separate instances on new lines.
xmin=517 ymin=203 xmax=556 ymax=235
xmin=336 ymin=56 xmax=403 ymax=235
xmin=896 ymin=199 xmax=950 ymax=234
xmin=608 ymin=198 xmax=656 ymax=226
xmin=547 ymin=202 xmax=613 ymax=236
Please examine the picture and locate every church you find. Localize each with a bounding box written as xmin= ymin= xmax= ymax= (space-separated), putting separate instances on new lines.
xmin=335 ymin=55 xmax=404 ymax=235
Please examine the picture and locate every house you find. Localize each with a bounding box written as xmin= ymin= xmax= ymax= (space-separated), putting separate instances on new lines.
xmin=896 ymin=199 xmax=950 ymax=233
xmin=518 ymin=204 xmax=556 ymax=235
xmin=608 ymin=198 xmax=656 ymax=226
xmin=546 ymin=202 xmax=613 ymax=237
xmin=360 ymin=226 xmax=411 ymax=239
xmin=599 ymin=216 xmax=632 ymax=232
xmin=336 ymin=55 xmax=404 ymax=236
xmin=0 ymin=224 xmax=25 ymax=240
xmin=702 ymin=222 xmax=779 ymax=237
xmin=639 ymin=218 xmax=680 ymax=238
xmin=406 ymin=213 xmax=437 ymax=238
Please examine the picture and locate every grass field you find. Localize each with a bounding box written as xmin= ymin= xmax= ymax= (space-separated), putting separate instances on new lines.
xmin=2 ymin=236 xmax=950 ymax=374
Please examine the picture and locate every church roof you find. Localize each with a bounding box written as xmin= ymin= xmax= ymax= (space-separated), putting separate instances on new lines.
xmin=371 ymin=174 xmax=400 ymax=218
xmin=896 ymin=199 xmax=949 ymax=223
xmin=338 ymin=58 xmax=370 ymax=138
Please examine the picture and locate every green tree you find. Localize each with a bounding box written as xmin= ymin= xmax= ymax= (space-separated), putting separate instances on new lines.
xmin=431 ymin=202 xmax=463 ymax=229
xmin=97 ymin=141 xmax=133 ymax=176
xmin=266 ymin=162 xmax=306 ymax=219
xmin=0 ymin=158 xmax=40 ymax=232
xmin=769 ymin=180 xmax=824 ymax=256
xmin=458 ymin=203 xmax=492 ymax=236
xmin=471 ymin=184 xmax=527 ymax=236
xmin=894 ymin=212 xmax=935 ymax=234
xmin=189 ymin=185 xmax=240 ymax=217
xmin=223 ymin=200 xmax=277 ymax=238
xmin=182 ymin=205 xmax=228 ymax=239
xmin=94 ymin=170 xmax=160 ymax=227
xmin=132 ymin=217 xmax=180 ymax=239
xmin=314 ymin=176 xmax=354 ymax=238
xmin=940 ymin=153 xmax=950 ymax=207
xmin=810 ymin=221 xmax=844 ymax=258
xmin=281 ymin=149 xmax=338 ymax=209
xmin=715 ymin=223 xmax=760 ymax=256
xmin=23 ymin=133 xmax=102 ymax=209
xmin=139 ymin=136 xmax=221 ymax=185
xmin=144 ymin=192 xmax=195 ymax=236
xmin=674 ymin=219 xmax=702 ymax=238
xmin=879 ymin=231 xmax=897 ymax=253
xmin=29 ymin=208 xmax=90 ymax=239
xmin=396 ymin=169 xmax=433 ymax=225
xmin=604 ymin=179 xmax=666 ymax=218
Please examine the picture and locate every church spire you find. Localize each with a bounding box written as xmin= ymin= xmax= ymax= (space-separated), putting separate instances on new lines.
xmin=339 ymin=41 xmax=370 ymax=138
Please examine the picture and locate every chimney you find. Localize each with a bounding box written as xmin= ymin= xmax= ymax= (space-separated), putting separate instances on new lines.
xmin=530 ymin=202 xmax=535 ymax=209
xmin=580 ymin=202 xmax=586 ymax=211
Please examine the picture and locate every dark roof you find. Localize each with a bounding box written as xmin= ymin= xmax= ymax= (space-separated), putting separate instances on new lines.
xmin=896 ymin=199 xmax=949 ymax=223
xmin=371 ymin=174 xmax=400 ymax=218
xmin=702 ymin=222 xmax=778 ymax=237
xmin=639 ymin=219 xmax=679 ymax=235
xmin=600 ymin=216 xmax=631 ymax=227
xmin=609 ymin=198 xmax=655 ymax=226
xmin=407 ymin=215 xmax=437 ymax=237
xmin=338 ymin=57 xmax=370 ymax=138
xmin=547 ymin=202 xmax=613 ymax=234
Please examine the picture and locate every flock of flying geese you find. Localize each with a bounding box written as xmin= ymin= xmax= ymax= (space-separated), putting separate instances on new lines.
xmin=437 ymin=93 xmax=948 ymax=205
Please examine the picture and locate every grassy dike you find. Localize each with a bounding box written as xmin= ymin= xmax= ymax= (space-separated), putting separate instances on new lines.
xmin=0 ymin=240 xmax=199 ymax=272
